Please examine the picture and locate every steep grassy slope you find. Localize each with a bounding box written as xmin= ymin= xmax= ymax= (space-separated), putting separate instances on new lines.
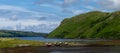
xmin=0 ymin=30 xmax=47 ymax=37
xmin=48 ymin=11 xmax=120 ymax=39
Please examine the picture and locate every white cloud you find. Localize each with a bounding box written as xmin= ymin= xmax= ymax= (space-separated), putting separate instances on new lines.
xmin=62 ymin=0 xmax=77 ymax=8
xmin=64 ymin=0 xmax=77 ymax=4
xmin=0 ymin=5 xmax=56 ymax=16
xmin=73 ymin=0 xmax=120 ymax=11
xmin=10 ymin=15 xmax=18 ymax=21
xmin=85 ymin=6 xmax=96 ymax=10
xmin=98 ymin=0 xmax=120 ymax=10
xmin=0 ymin=18 xmax=60 ymax=32
xmin=72 ymin=10 xmax=85 ymax=15
xmin=35 ymin=0 xmax=79 ymax=12
xmin=85 ymin=0 xmax=97 ymax=2
xmin=39 ymin=4 xmax=52 ymax=7
xmin=0 ymin=5 xmax=35 ymax=13
xmin=0 ymin=5 xmax=61 ymax=32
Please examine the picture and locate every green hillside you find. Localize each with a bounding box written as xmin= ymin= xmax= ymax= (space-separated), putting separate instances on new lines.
xmin=0 ymin=30 xmax=47 ymax=37
xmin=48 ymin=11 xmax=120 ymax=39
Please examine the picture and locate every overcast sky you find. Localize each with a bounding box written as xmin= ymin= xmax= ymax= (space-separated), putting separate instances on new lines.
xmin=0 ymin=0 xmax=119 ymax=33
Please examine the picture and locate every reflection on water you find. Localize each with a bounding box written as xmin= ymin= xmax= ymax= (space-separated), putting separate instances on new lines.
xmin=50 ymin=51 xmax=63 ymax=53
xmin=50 ymin=51 xmax=85 ymax=53
xmin=1 ymin=46 xmax=120 ymax=53
xmin=49 ymin=47 xmax=120 ymax=53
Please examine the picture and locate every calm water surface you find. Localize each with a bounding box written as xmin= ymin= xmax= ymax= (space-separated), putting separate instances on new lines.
xmin=9 ymin=37 xmax=109 ymax=42
xmin=1 ymin=46 xmax=120 ymax=53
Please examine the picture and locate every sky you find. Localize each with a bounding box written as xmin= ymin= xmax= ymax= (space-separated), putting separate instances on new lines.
xmin=0 ymin=0 xmax=119 ymax=33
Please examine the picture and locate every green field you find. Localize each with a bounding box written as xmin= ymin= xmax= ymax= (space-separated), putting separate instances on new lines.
xmin=0 ymin=38 xmax=44 ymax=48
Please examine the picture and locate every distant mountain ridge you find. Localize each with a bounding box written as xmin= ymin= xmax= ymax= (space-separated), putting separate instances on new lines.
xmin=48 ymin=11 xmax=120 ymax=39
xmin=0 ymin=30 xmax=48 ymax=37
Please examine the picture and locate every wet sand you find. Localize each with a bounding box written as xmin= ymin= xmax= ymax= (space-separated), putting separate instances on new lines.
xmin=0 ymin=45 xmax=120 ymax=53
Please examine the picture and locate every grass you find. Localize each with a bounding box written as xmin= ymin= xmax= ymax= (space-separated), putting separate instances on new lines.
xmin=0 ymin=38 xmax=44 ymax=48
